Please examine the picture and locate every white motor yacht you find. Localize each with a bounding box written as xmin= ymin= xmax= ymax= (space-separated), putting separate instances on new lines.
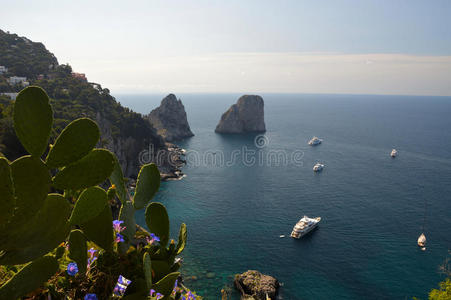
xmin=290 ymin=216 xmax=321 ymax=238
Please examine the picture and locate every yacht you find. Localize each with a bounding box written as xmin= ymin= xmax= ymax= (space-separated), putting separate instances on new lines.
xmin=308 ymin=136 xmax=323 ymax=146
xmin=313 ymin=163 xmax=324 ymax=172
xmin=390 ymin=149 xmax=398 ymax=157
xmin=290 ymin=216 xmax=321 ymax=238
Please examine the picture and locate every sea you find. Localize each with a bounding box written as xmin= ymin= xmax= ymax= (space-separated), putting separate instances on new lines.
xmin=115 ymin=93 xmax=451 ymax=300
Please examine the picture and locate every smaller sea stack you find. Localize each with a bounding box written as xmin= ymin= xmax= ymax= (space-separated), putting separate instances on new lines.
xmin=215 ymin=95 xmax=266 ymax=133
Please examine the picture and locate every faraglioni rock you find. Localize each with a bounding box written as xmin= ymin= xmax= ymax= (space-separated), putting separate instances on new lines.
xmin=146 ymin=94 xmax=194 ymax=142
xmin=215 ymin=95 xmax=266 ymax=133
xmin=234 ymin=270 xmax=280 ymax=300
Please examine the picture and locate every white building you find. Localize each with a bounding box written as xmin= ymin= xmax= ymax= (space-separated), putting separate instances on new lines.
xmin=0 ymin=66 xmax=7 ymax=74
xmin=8 ymin=76 xmax=29 ymax=87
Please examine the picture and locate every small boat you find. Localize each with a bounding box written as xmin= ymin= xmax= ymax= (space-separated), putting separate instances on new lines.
xmin=290 ymin=216 xmax=321 ymax=238
xmin=279 ymin=235 xmax=285 ymax=238
xmin=417 ymin=233 xmax=426 ymax=249
xmin=313 ymin=163 xmax=324 ymax=172
xmin=308 ymin=136 xmax=323 ymax=146
xmin=390 ymin=149 xmax=398 ymax=157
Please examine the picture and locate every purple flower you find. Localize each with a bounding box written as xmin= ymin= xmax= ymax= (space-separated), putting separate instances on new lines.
xmin=84 ymin=294 xmax=98 ymax=300
xmin=150 ymin=289 xmax=156 ymax=296
xmin=113 ymin=220 xmax=125 ymax=233
xmin=88 ymin=247 xmax=97 ymax=257
xmin=150 ymin=233 xmax=160 ymax=242
xmin=146 ymin=233 xmax=161 ymax=245
xmin=115 ymin=233 xmax=125 ymax=243
xmin=156 ymin=293 xmax=163 ymax=299
xmin=113 ymin=275 xmax=132 ymax=296
xmin=66 ymin=262 xmax=78 ymax=276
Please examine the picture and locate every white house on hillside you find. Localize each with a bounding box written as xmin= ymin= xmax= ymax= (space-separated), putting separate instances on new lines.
xmin=0 ymin=66 xmax=8 ymax=74
xmin=8 ymin=76 xmax=29 ymax=87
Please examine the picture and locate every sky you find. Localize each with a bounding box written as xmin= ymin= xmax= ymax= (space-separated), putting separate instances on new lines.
xmin=2 ymin=0 xmax=451 ymax=96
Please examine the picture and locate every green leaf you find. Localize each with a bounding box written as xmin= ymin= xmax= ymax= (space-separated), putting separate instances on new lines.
xmin=0 ymin=157 xmax=14 ymax=226
xmin=143 ymin=252 xmax=152 ymax=290
xmin=13 ymin=86 xmax=53 ymax=157
xmin=0 ymin=194 xmax=70 ymax=265
xmin=175 ymin=223 xmax=187 ymax=255
xmin=133 ymin=163 xmax=160 ymax=209
xmin=109 ymin=155 xmax=128 ymax=204
xmin=46 ymin=118 xmax=100 ymax=168
xmin=68 ymin=230 xmax=88 ymax=274
xmin=53 ymin=149 xmax=115 ymax=190
xmin=0 ymin=255 xmax=58 ymax=299
xmin=145 ymin=202 xmax=170 ymax=247
xmin=10 ymin=155 xmax=51 ymax=220
xmin=153 ymin=272 xmax=180 ymax=298
xmin=69 ymin=187 xmax=108 ymax=225
xmin=80 ymin=205 xmax=114 ymax=251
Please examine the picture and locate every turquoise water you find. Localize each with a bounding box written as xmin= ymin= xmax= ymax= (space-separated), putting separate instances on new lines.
xmin=116 ymin=93 xmax=451 ymax=299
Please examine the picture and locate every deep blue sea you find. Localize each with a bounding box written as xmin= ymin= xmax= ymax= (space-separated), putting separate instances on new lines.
xmin=115 ymin=93 xmax=451 ymax=300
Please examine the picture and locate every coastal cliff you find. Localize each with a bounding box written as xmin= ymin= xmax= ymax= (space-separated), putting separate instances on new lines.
xmin=0 ymin=30 xmax=184 ymax=180
xmin=146 ymin=94 xmax=194 ymax=142
xmin=215 ymin=95 xmax=266 ymax=133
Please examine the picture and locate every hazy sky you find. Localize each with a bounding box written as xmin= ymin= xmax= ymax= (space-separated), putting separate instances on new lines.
xmin=2 ymin=0 xmax=451 ymax=95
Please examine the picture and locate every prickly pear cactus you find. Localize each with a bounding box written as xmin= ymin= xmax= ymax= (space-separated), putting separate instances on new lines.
xmin=1 ymin=86 xmax=195 ymax=299
xmin=0 ymin=86 xmax=117 ymax=295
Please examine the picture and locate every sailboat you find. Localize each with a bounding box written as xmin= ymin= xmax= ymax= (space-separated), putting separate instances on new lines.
xmin=418 ymin=233 xmax=426 ymax=250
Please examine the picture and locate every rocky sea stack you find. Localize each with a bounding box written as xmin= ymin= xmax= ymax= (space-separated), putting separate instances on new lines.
xmin=146 ymin=94 xmax=194 ymax=142
xmin=234 ymin=270 xmax=280 ymax=300
xmin=215 ymin=95 xmax=266 ymax=133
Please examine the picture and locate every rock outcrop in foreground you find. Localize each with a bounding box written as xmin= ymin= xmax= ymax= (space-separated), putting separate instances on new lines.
xmin=234 ymin=270 xmax=280 ymax=300
xmin=215 ymin=95 xmax=266 ymax=133
xmin=146 ymin=94 xmax=194 ymax=142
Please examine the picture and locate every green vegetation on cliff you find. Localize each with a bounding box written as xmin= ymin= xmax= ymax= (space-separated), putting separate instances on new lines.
xmin=0 ymin=29 xmax=58 ymax=79
xmin=0 ymin=30 xmax=163 ymax=164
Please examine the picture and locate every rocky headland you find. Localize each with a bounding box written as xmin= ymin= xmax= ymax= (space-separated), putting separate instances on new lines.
xmin=146 ymin=94 xmax=194 ymax=142
xmin=234 ymin=270 xmax=280 ymax=300
xmin=215 ymin=95 xmax=266 ymax=134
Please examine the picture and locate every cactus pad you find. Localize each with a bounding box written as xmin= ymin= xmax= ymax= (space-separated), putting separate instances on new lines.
xmin=109 ymin=155 xmax=128 ymax=204
xmin=53 ymin=149 xmax=115 ymax=190
xmin=118 ymin=200 xmax=136 ymax=252
xmin=143 ymin=252 xmax=152 ymax=290
xmin=153 ymin=272 xmax=180 ymax=298
xmin=145 ymin=202 xmax=170 ymax=247
xmin=0 ymin=255 xmax=59 ymax=299
xmin=68 ymin=230 xmax=88 ymax=274
xmin=80 ymin=205 xmax=114 ymax=251
xmin=13 ymin=86 xmax=53 ymax=157
xmin=69 ymin=186 xmax=108 ymax=225
xmin=10 ymin=155 xmax=51 ymax=221
xmin=175 ymin=223 xmax=187 ymax=255
xmin=0 ymin=157 xmax=14 ymax=227
xmin=133 ymin=163 xmax=160 ymax=209
xmin=46 ymin=118 xmax=100 ymax=168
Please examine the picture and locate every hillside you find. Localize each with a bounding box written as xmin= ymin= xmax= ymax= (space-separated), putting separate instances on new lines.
xmin=0 ymin=30 xmax=176 ymax=178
